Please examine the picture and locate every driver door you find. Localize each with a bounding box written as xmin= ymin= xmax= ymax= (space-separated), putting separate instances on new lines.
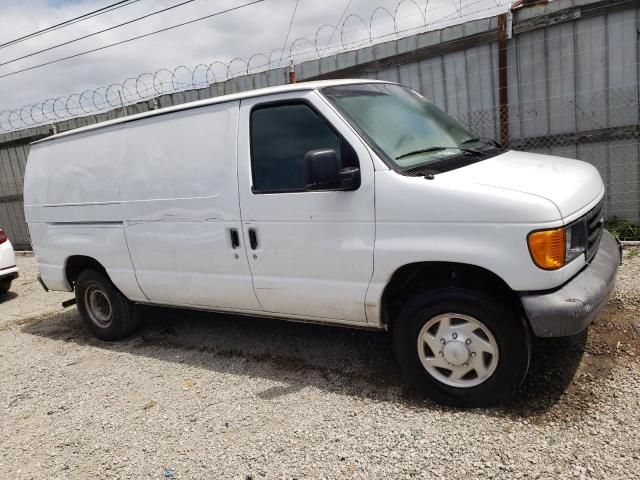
xmin=236 ymin=91 xmax=376 ymax=323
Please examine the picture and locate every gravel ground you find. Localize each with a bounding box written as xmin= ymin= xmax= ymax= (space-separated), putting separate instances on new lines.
xmin=1 ymin=251 xmax=639 ymax=480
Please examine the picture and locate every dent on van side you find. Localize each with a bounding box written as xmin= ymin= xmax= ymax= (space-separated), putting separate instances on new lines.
xmin=24 ymin=80 xmax=620 ymax=407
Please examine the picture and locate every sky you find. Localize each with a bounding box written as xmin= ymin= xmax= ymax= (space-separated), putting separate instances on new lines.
xmin=0 ymin=0 xmax=505 ymax=118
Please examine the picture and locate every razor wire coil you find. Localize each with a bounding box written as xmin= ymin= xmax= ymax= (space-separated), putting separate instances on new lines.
xmin=0 ymin=0 xmax=511 ymax=133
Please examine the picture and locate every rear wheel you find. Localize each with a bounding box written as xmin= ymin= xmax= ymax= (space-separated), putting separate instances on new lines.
xmin=393 ymin=288 xmax=530 ymax=407
xmin=75 ymin=269 xmax=140 ymax=341
xmin=0 ymin=279 xmax=11 ymax=294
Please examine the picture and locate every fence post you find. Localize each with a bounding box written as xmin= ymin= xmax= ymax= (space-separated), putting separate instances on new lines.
xmin=288 ymin=58 xmax=297 ymax=84
xmin=497 ymin=13 xmax=510 ymax=147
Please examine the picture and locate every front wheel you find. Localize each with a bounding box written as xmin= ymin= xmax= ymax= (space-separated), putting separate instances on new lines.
xmin=75 ymin=269 xmax=140 ymax=341
xmin=393 ymin=288 xmax=531 ymax=407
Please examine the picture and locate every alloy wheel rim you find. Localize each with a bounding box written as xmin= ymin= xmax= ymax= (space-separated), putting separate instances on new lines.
xmin=85 ymin=285 xmax=112 ymax=327
xmin=417 ymin=312 xmax=499 ymax=388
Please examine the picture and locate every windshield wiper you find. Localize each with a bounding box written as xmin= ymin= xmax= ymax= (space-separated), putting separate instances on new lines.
xmin=461 ymin=136 xmax=503 ymax=149
xmin=395 ymin=146 xmax=482 ymax=160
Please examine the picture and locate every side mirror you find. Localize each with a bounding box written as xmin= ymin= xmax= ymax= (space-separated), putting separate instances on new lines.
xmin=303 ymin=149 xmax=360 ymax=191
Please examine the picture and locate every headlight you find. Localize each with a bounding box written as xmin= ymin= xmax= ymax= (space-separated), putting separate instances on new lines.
xmin=528 ymin=220 xmax=587 ymax=270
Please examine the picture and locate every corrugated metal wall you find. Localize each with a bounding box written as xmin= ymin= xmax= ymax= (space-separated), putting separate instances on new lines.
xmin=0 ymin=0 xmax=638 ymax=249
xmin=0 ymin=141 xmax=31 ymax=248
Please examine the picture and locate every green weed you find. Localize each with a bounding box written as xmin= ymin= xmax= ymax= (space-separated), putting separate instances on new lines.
xmin=605 ymin=217 xmax=640 ymax=241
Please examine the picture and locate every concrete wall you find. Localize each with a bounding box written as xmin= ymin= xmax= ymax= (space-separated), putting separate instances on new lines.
xmin=1 ymin=0 xmax=638 ymax=249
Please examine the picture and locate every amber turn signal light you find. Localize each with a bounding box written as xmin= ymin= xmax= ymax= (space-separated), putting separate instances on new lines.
xmin=527 ymin=228 xmax=566 ymax=270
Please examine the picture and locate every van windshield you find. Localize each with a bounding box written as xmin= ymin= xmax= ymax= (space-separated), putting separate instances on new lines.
xmin=322 ymin=83 xmax=496 ymax=170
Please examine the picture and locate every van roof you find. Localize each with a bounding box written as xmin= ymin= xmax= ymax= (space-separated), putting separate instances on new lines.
xmin=33 ymin=79 xmax=388 ymax=145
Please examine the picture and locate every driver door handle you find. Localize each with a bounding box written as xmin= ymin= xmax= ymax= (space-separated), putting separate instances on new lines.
xmin=248 ymin=228 xmax=258 ymax=250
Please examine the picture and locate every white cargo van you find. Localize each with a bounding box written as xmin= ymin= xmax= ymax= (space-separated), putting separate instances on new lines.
xmin=24 ymin=80 xmax=620 ymax=406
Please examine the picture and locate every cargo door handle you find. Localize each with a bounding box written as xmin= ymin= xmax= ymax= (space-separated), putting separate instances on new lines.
xmin=248 ymin=228 xmax=258 ymax=250
xmin=229 ymin=228 xmax=240 ymax=249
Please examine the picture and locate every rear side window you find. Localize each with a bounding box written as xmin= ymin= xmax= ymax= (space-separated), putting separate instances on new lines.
xmin=250 ymin=103 xmax=344 ymax=193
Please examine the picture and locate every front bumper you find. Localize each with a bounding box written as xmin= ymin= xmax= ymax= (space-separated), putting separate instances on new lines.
xmin=520 ymin=230 xmax=620 ymax=337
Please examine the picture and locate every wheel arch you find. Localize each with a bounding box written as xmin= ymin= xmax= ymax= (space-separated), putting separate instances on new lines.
xmin=381 ymin=261 xmax=523 ymax=331
xmin=64 ymin=255 xmax=110 ymax=289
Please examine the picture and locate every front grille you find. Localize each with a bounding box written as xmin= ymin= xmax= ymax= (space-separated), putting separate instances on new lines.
xmin=584 ymin=199 xmax=604 ymax=262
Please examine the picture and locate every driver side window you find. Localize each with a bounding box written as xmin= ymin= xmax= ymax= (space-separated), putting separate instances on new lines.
xmin=250 ymin=102 xmax=354 ymax=193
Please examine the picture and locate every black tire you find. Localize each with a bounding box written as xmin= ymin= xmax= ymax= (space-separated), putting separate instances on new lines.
xmin=0 ymin=279 xmax=11 ymax=294
xmin=393 ymin=288 xmax=531 ymax=407
xmin=75 ymin=269 xmax=140 ymax=341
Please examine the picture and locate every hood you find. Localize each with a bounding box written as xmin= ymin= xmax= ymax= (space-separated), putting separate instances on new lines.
xmin=440 ymin=150 xmax=604 ymax=219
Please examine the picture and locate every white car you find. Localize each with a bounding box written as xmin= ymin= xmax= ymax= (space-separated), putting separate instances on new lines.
xmin=0 ymin=229 xmax=18 ymax=294
xmin=23 ymin=80 xmax=620 ymax=406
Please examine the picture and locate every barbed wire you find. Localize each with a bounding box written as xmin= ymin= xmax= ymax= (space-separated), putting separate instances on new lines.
xmin=0 ymin=0 xmax=630 ymax=133
xmin=0 ymin=0 xmax=512 ymax=134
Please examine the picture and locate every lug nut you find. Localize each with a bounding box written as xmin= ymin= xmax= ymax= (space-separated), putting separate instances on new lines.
xmin=440 ymin=338 xmax=445 ymax=344
xmin=439 ymin=351 xmax=444 ymax=356
xmin=465 ymin=338 xmax=471 ymax=345
xmin=452 ymin=333 xmax=458 ymax=339
xmin=470 ymin=352 xmax=476 ymax=357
